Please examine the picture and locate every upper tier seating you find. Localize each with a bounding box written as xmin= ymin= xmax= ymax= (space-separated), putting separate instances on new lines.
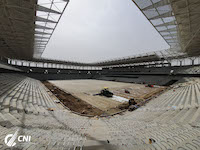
xmin=176 ymin=66 xmax=200 ymax=74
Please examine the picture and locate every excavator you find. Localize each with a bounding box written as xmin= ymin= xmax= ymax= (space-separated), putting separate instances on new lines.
xmin=94 ymin=87 xmax=113 ymax=98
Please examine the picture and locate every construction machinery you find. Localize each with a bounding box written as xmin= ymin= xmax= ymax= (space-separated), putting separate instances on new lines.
xmin=94 ymin=87 xmax=114 ymax=98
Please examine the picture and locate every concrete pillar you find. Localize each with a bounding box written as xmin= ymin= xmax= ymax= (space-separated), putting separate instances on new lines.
xmin=180 ymin=60 xmax=182 ymax=66
xmin=167 ymin=60 xmax=172 ymax=66
xmin=191 ymin=59 xmax=195 ymax=66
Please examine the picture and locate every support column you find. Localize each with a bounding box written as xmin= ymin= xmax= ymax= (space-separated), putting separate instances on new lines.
xmin=180 ymin=60 xmax=182 ymax=66
xmin=192 ymin=59 xmax=194 ymax=66
xmin=190 ymin=57 xmax=196 ymax=66
xmin=167 ymin=60 xmax=172 ymax=66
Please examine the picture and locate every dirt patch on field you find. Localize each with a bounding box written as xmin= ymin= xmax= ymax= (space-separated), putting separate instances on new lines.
xmin=43 ymin=81 xmax=104 ymax=116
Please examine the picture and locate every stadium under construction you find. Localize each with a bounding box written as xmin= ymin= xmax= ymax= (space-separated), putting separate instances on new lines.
xmin=0 ymin=0 xmax=200 ymax=149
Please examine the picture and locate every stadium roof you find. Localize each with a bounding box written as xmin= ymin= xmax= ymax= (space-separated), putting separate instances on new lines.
xmin=132 ymin=0 xmax=200 ymax=56
xmin=0 ymin=0 xmax=69 ymax=60
xmin=0 ymin=0 xmax=199 ymax=64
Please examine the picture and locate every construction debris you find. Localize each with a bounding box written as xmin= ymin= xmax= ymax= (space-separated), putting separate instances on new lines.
xmin=81 ymin=110 xmax=86 ymax=114
xmin=149 ymin=138 xmax=156 ymax=144
xmin=47 ymin=108 xmax=56 ymax=111
xmin=128 ymin=105 xmax=139 ymax=111
xmin=146 ymin=84 xmax=154 ymax=88
xmin=125 ymin=89 xmax=130 ymax=94
xmin=54 ymin=100 xmax=60 ymax=103
xmin=129 ymin=98 xmax=137 ymax=106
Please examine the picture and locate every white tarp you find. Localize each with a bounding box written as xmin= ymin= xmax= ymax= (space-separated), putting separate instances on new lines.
xmin=111 ymin=95 xmax=129 ymax=103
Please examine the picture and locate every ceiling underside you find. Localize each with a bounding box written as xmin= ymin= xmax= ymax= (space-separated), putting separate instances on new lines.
xmin=132 ymin=0 xmax=200 ymax=56
xmin=0 ymin=0 xmax=36 ymax=59
xmin=0 ymin=0 xmax=68 ymax=60
xmin=171 ymin=0 xmax=200 ymax=56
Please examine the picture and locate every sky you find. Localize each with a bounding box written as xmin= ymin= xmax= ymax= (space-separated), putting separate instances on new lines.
xmin=42 ymin=0 xmax=170 ymax=63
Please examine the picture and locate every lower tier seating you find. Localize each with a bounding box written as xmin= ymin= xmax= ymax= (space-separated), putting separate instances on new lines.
xmin=0 ymin=73 xmax=199 ymax=150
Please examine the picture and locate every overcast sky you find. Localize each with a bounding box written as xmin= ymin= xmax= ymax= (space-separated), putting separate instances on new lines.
xmin=42 ymin=0 xmax=169 ymax=63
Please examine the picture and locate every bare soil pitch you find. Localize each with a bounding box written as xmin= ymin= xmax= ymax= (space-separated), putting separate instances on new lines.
xmin=44 ymin=80 xmax=166 ymax=116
